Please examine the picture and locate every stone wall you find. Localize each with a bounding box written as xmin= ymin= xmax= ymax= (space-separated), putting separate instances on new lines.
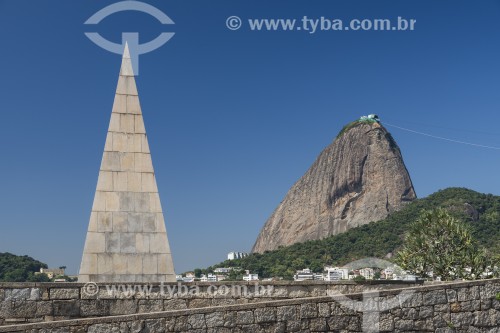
xmin=0 ymin=279 xmax=498 ymax=332
xmin=0 ymin=280 xmax=420 ymax=326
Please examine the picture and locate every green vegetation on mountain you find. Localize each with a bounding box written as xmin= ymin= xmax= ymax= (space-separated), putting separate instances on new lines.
xmin=201 ymin=188 xmax=500 ymax=279
xmin=0 ymin=252 xmax=48 ymax=282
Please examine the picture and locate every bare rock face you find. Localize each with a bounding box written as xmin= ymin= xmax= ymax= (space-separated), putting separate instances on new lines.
xmin=252 ymin=121 xmax=416 ymax=253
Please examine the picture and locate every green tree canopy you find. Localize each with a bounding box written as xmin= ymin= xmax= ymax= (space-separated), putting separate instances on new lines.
xmin=396 ymin=209 xmax=498 ymax=281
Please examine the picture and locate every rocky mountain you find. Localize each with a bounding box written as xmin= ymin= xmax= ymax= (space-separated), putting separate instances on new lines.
xmin=252 ymin=119 xmax=416 ymax=253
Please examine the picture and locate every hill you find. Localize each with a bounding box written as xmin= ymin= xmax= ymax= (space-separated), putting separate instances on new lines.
xmin=0 ymin=252 xmax=48 ymax=282
xmin=253 ymin=119 xmax=416 ymax=253
xmin=205 ymin=188 xmax=500 ymax=279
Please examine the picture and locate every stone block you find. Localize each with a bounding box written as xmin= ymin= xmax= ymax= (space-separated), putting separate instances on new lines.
xmin=155 ymin=214 xmax=167 ymax=233
xmin=138 ymin=300 xmax=162 ymax=313
xmin=53 ymin=300 xmax=80 ymax=317
xmin=91 ymin=191 xmax=106 ymax=212
xmin=327 ymin=315 xmax=351 ymax=330
xmin=158 ymin=253 xmax=174 ymax=274
xmin=101 ymin=152 xmax=121 ymax=172
xmin=318 ymin=302 xmax=330 ymax=317
xmin=97 ymin=212 xmax=113 ymax=232
xmin=205 ymin=312 xmax=224 ymax=327
xmin=105 ymin=232 xmax=120 ymax=253
xmin=120 ymin=57 xmax=134 ymax=76
xmin=254 ymin=307 xmax=275 ymax=323
xmin=423 ymin=290 xmax=447 ymax=305
xmin=143 ymin=254 xmax=158 ymax=273
xmin=110 ymin=299 xmax=138 ymax=315
xmin=127 ymin=95 xmax=141 ymax=114
xmin=116 ymin=75 xmax=138 ymax=96
xmin=150 ymin=233 xmax=168 ymax=253
xmin=236 ymin=311 xmax=254 ymax=325
xmin=105 ymin=192 xmax=120 ymax=212
xmin=300 ymin=303 xmax=317 ymax=318
xmin=128 ymin=172 xmax=142 ymax=192
xmin=142 ymin=154 xmax=154 ymax=173
xmin=121 ymin=153 xmax=135 ymax=171
xmin=143 ymin=213 xmax=156 ymax=232
xmin=97 ymin=253 xmax=113 ymax=274
xmin=80 ymin=300 xmax=110 ymax=317
xmin=79 ymin=253 xmax=97 ymax=275
xmin=144 ymin=318 xmax=166 ymax=333
xmin=112 ymin=132 xmax=127 ymax=152
xmin=419 ymin=305 xmax=434 ymax=318
xmin=277 ymin=305 xmax=298 ymax=321
xmin=188 ymin=299 xmax=211 ymax=308
xmin=446 ymin=289 xmax=457 ymax=303
xmin=141 ymin=134 xmax=150 ymax=153
xmin=127 ymin=255 xmax=142 ymax=274
xmin=188 ymin=313 xmax=206 ymax=329
xmin=134 ymin=192 xmax=150 ymax=212
xmin=149 ymin=193 xmax=162 ymax=213
xmin=35 ymin=301 xmax=53 ymax=316
xmin=163 ymin=299 xmax=187 ymax=311
xmin=117 ymin=192 xmax=133 ymax=212
xmin=112 ymin=94 xmax=127 ymax=114
xmin=130 ymin=134 xmax=142 ymax=153
xmin=127 ymin=212 xmax=143 ymax=232
xmin=141 ymin=173 xmax=157 ymax=193
xmin=120 ymin=233 xmax=136 ymax=253
xmin=135 ymin=115 xmax=146 ymax=134
xmin=112 ymin=212 xmax=128 ymax=232
xmin=309 ymin=317 xmax=327 ymax=331
xmin=112 ymin=253 xmax=128 ymax=272
xmin=50 ymin=288 xmax=79 ymax=300
xmin=451 ymin=311 xmax=474 ymax=327
xmin=83 ymin=232 xmax=105 ymax=253
xmin=104 ymin=132 xmax=113 ymax=152
xmin=136 ymin=233 xmax=150 ymax=253
xmin=108 ymin=112 xmax=121 ymax=132
xmin=174 ymin=316 xmax=189 ymax=331
xmin=97 ymin=171 xmax=113 ymax=192
xmin=120 ymin=114 xmax=135 ymax=133
xmin=88 ymin=212 xmax=98 ymax=232
xmin=89 ymin=323 xmax=121 ymax=333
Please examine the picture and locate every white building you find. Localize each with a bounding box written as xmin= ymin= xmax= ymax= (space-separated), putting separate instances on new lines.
xmin=359 ymin=268 xmax=374 ymax=280
xmin=324 ymin=267 xmax=349 ymax=281
xmin=214 ymin=267 xmax=232 ymax=274
xmin=243 ymin=273 xmax=259 ymax=281
xmin=294 ymin=268 xmax=316 ymax=281
xmin=383 ymin=267 xmax=394 ymax=279
xmin=227 ymin=252 xmax=249 ymax=260
xmin=200 ymin=274 xmax=217 ymax=282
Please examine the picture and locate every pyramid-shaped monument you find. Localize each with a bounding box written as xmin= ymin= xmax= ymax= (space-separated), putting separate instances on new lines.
xmin=79 ymin=44 xmax=175 ymax=282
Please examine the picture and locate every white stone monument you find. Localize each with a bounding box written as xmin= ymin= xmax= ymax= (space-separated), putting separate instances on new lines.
xmin=79 ymin=44 xmax=176 ymax=282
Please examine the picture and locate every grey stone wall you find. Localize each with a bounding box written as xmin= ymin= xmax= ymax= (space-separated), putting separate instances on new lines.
xmin=0 ymin=279 xmax=498 ymax=332
xmin=0 ymin=281 xmax=419 ymax=326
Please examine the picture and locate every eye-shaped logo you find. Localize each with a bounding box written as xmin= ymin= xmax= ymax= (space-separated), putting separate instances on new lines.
xmin=84 ymin=1 xmax=175 ymax=75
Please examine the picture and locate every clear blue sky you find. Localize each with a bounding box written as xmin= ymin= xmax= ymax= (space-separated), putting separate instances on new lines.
xmin=1 ymin=0 xmax=499 ymax=275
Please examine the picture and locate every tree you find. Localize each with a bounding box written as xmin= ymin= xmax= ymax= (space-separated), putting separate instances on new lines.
xmin=396 ymin=209 xmax=498 ymax=281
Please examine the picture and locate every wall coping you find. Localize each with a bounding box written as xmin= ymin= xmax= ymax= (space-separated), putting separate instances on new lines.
xmin=0 ymin=278 xmax=498 ymax=332
xmin=0 ymin=280 xmax=422 ymax=288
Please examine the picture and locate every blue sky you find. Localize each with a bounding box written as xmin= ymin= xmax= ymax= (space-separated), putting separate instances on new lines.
xmin=0 ymin=0 xmax=499 ymax=275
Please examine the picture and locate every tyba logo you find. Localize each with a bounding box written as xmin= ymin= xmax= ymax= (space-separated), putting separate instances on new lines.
xmin=84 ymin=1 xmax=175 ymax=75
